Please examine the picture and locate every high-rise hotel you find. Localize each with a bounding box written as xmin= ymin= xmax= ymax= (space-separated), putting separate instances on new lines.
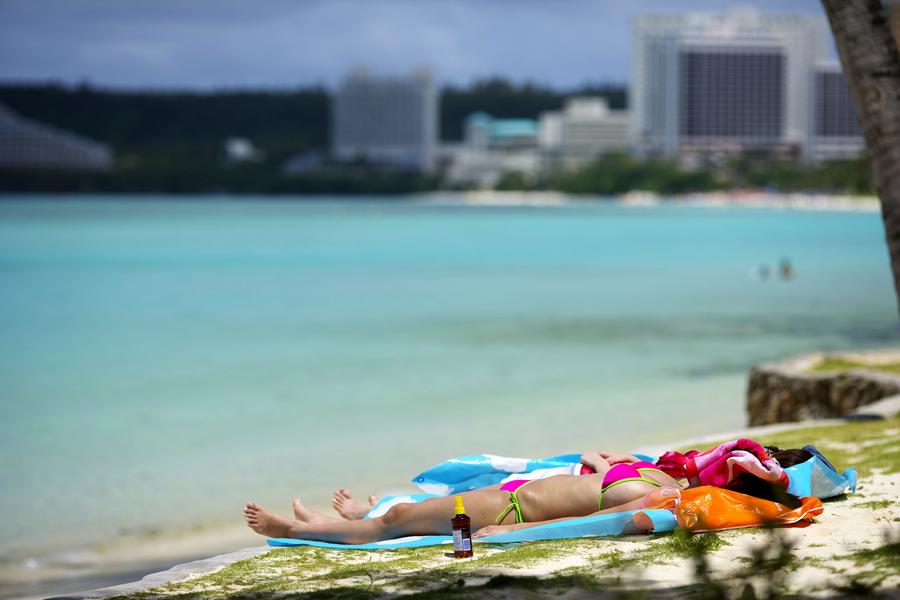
xmin=332 ymin=68 xmax=438 ymax=172
xmin=631 ymin=7 xmax=862 ymax=160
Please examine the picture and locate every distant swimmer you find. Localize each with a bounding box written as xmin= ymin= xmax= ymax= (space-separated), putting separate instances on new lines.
xmin=756 ymin=264 xmax=771 ymax=281
xmin=779 ymin=258 xmax=793 ymax=281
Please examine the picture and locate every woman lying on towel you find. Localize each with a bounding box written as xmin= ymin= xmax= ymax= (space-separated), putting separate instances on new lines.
xmin=243 ymin=444 xmax=810 ymax=544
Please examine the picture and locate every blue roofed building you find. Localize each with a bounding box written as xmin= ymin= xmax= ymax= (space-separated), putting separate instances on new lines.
xmin=441 ymin=112 xmax=541 ymax=188
xmin=465 ymin=112 xmax=539 ymax=150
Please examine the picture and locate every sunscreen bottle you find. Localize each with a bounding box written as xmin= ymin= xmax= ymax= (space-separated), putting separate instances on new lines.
xmin=451 ymin=496 xmax=473 ymax=558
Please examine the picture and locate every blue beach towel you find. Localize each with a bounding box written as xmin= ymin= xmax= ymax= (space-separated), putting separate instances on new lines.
xmin=267 ymin=508 xmax=678 ymax=550
xmin=411 ymin=452 xmax=656 ymax=495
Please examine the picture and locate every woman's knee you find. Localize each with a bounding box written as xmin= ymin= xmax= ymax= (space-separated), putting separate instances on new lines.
xmin=382 ymin=503 xmax=414 ymax=527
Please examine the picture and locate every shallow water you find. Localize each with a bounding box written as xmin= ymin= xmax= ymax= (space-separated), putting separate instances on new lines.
xmin=0 ymin=196 xmax=897 ymax=566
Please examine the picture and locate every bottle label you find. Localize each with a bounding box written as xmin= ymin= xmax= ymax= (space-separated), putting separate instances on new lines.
xmin=452 ymin=529 xmax=471 ymax=552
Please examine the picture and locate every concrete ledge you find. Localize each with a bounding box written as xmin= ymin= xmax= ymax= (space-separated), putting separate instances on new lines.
xmin=845 ymin=394 xmax=900 ymax=420
xmin=47 ymin=546 xmax=271 ymax=599
xmin=746 ymin=351 xmax=900 ymax=426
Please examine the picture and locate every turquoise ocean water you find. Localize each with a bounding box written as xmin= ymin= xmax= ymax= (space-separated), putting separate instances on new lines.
xmin=1 ymin=196 xmax=898 ymax=566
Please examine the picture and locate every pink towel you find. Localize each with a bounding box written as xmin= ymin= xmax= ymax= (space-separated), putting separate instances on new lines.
xmin=656 ymin=439 xmax=788 ymax=490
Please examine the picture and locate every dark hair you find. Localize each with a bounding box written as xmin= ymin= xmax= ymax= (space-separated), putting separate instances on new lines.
xmin=769 ymin=448 xmax=813 ymax=469
xmin=728 ymin=447 xmax=813 ymax=508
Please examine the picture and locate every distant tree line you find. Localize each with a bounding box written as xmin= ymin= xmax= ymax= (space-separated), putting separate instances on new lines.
xmin=0 ymin=78 xmax=624 ymax=153
xmin=495 ymin=152 xmax=872 ymax=196
xmin=0 ymin=83 xmax=330 ymax=168
xmin=0 ymin=79 xmax=623 ymax=194
xmin=0 ymin=81 xmax=871 ymax=195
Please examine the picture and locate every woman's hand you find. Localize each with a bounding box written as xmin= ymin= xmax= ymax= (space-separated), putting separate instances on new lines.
xmin=472 ymin=523 xmax=520 ymax=538
xmin=598 ymin=451 xmax=640 ymax=465
xmin=580 ymin=450 xmax=610 ymax=473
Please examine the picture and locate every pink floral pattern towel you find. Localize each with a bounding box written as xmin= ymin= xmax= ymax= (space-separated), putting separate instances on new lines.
xmin=656 ymin=439 xmax=788 ymax=490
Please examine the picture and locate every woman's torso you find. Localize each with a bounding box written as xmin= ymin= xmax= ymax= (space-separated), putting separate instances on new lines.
xmin=506 ymin=468 xmax=680 ymax=523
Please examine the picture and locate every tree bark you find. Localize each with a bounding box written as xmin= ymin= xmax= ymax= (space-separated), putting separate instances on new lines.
xmin=821 ymin=0 xmax=900 ymax=313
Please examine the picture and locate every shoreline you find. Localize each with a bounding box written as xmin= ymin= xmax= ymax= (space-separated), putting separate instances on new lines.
xmin=0 ymin=190 xmax=882 ymax=213
xmin=419 ymin=190 xmax=880 ymax=212
xmin=45 ymin=416 xmax=873 ymax=600
xmin=0 ymin=522 xmax=259 ymax=600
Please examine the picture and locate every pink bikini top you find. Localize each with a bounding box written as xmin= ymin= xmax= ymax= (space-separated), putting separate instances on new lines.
xmin=598 ymin=461 xmax=664 ymax=510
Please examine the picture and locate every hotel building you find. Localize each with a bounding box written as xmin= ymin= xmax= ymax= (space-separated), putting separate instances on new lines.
xmin=539 ymin=97 xmax=629 ymax=170
xmin=332 ymin=68 xmax=438 ymax=172
xmin=631 ymin=7 xmax=862 ymax=160
xmin=808 ymin=61 xmax=865 ymax=160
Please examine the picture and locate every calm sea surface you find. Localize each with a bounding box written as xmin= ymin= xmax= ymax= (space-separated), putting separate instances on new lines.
xmin=1 ymin=196 xmax=898 ymax=563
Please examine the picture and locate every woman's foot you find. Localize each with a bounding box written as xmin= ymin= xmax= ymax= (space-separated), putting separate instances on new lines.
xmin=291 ymin=498 xmax=338 ymax=524
xmin=332 ymin=489 xmax=378 ymax=520
xmin=244 ymin=502 xmax=297 ymax=538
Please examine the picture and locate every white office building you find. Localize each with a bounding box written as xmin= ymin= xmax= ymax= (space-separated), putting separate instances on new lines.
xmin=332 ymin=68 xmax=438 ymax=172
xmin=443 ymin=113 xmax=541 ymax=187
xmin=631 ymin=7 xmax=831 ymax=158
xmin=808 ymin=61 xmax=864 ymax=160
xmin=0 ymin=102 xmax=112 ymax=170
xmin=539 ymin=97 xmax=629 ymax=170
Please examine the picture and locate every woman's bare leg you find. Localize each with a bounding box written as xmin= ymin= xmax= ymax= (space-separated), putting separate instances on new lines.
xmin=330 ymin=483 xmax=507 ymax=521
xmin=245 ymin=489 xmax=507 ymax=544
xmin=292 ymin=498 xmax=341 ymax=523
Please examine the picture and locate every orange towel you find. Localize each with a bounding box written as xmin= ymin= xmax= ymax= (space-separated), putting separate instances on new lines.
xmin=641 ymin=486 xmax=823 ymax=532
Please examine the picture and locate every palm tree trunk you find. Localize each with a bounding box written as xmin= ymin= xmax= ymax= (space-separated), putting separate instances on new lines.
xmin=821 ymin=0 xmax=900 ymax=313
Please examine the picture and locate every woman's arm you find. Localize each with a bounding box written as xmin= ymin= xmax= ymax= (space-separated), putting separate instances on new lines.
xmin=598 ymin=451 xmax=641 ymax=464
xmin=579 ymin=451 xmax=611 ymax=473
xmin=472 ymin=497 xmax=647 ymax=538
xmin=580 ymin=450 xmax=642 ymax=473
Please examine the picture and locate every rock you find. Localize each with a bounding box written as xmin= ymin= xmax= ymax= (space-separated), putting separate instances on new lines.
xmin=746 ymin=351 xmax=900 ymax=426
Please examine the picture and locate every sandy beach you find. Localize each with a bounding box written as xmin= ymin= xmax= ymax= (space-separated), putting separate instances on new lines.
xmin=420 ymin=190 xmax=881 ymax=212
xmin=51 ymin=416 xmax=899 ymax=599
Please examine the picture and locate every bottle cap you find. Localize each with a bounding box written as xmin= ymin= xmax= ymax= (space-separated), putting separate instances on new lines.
xmin=454 ymin=496 xmax=465 ymax=515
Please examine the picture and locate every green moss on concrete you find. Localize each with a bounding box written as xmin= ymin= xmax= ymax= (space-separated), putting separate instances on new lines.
xmin=808 ymin=357 xmax=900 ymax=375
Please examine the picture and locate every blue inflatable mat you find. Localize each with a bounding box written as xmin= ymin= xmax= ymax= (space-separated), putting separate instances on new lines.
xmin=784 ymin=455 xmax=857 ymax=499
xmin=413 ymin=452 xmax=855 ymax=500
xmin=267 ymin=508 xmax=678 ymax=550
xmin=412 ymin=452 xmax=656 ymax=495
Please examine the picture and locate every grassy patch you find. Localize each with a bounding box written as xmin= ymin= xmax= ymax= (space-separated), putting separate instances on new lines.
xmin=656 ymin=530 xmax=727 ymax=558
xmin=854 ymin=499 xmax=895 ymax=510
xmin=837 ymin=542 xmax=900 ymax=591
xmin=850 ymin=542 xmax=900 ymax=572
xmin=133 ymin=538 xmax=626 ymax=599
xmin=808 ymin=357 xmax=900 ymax=375
xmin=118 ymin=418 xmax=898 ymax=599
xmin=681 ymin=417 xmax=900 ymax=477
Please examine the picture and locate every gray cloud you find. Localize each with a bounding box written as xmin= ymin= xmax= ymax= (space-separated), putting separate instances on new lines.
xmin=0 ymin=0 xmax=829 ymax=89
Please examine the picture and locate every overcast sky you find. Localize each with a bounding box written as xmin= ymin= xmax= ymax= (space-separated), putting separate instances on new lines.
xmin=0 ymin=0 xmax=830 ymax=90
